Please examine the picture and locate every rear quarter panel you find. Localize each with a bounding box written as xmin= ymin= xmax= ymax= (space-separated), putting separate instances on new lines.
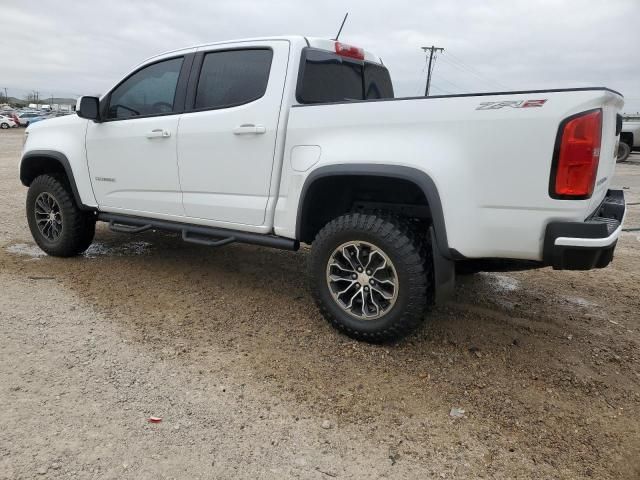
xmin=276 ymin=90 xmax=624 ymax=260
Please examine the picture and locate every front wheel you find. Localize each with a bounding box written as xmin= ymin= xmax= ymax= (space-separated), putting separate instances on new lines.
xmin=26 ymin=174 xmax=95 ymax=257
xmin=308 ymin=213 xmax=432 ymax=342
xmin=0 ymin=122 xmax=9 ymax=129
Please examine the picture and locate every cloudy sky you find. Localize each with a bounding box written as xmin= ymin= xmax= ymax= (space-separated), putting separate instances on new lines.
xmin=3 ymin=0 xmax=640 ymax=112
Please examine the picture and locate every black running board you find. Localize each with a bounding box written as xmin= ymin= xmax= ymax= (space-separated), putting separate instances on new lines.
xmin=97 ymin=213 xmax=299 ymax=251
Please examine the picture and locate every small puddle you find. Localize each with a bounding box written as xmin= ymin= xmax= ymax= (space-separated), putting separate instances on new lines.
xmin=6 ymin=241 xmax=152 ymax=259
xmin=479 ymin=272 xmax=520 ymax=293
xmin=5 ymin=243 xmax=46 ymax=259
xmin=84 ymin=241 xmax=152 ymax=258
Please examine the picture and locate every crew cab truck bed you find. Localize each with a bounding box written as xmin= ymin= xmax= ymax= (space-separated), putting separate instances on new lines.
xmin=277 ymin=88 xmax=624 ymax=261
xmin=20 ymin=35 xmax=626 ymax=342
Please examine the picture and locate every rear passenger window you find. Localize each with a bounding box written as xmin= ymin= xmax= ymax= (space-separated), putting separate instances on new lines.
xmin=194 ymin=49 xmax=273 ymax=110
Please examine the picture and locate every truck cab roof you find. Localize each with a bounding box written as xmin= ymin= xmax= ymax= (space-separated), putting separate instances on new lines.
xmin=139 ymin=35 xmax=383 ymax=67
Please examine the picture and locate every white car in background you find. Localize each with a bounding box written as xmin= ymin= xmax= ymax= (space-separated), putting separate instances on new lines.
xmin=0 ymin=115 xmax=17 ymax=129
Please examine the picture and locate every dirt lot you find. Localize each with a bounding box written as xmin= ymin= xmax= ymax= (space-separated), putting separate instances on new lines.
xmin=0 ymin=127 xmax=639 ymax=479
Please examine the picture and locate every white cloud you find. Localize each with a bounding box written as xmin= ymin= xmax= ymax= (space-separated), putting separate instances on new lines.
xmin=2 ymin=0 xmax=639 ymax=112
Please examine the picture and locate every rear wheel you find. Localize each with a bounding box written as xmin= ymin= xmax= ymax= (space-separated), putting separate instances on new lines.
xmin=617 ymin=142 xmax=631 ymax=162
xmin=309 ymin=213 xmax=432 ymax=342
xmin=26 ymin=174 xmax=95 ymax=257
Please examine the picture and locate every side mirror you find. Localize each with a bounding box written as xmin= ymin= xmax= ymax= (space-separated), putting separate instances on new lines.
xmin=77 ymin=96 xmax=101 ymax=121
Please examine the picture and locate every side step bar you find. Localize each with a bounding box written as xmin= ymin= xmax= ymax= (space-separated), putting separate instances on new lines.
xmin=97 ymin=213 xmax=299 ymax=251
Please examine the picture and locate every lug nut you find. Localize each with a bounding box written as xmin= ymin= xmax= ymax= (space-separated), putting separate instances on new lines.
xmin=352 ymin=273 xmax=357 ymax=279
xmin=369 ymin=279 xmax=375 ymax=285
xmin=364 ymin=286 xmax=369 ymax=291
xmin=355 ymin=283 xmax=361 ymax=288
xmin=357 ymin=267 xmax=363 ymax=272
xmin=366 ymin=270 xmax=371 ymax=275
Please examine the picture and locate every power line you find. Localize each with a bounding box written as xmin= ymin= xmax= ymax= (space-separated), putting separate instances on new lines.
xmin=429 ymin=54 xmax=464 ymax=94
xmin=422 ymin=45 xmax=445 ymax=96
xmin=431 ymin=71 xmax=466 ymax=93
xmin=430 ymin=84 xmax=454 ymax=95
xmin=440 ymin=53 xmax=511 ymax=90
xmin=439 ymin=56 xmax=502 ymax=90
xmin=414 ymin=58 xmax=430 ymax=95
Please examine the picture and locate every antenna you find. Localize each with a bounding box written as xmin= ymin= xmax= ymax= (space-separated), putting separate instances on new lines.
xmin=334 ymin=13 xmax=349 ymax=41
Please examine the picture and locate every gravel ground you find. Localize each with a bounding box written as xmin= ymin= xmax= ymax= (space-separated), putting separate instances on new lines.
xmin=1 ymin=128 xmax=639 ymax=479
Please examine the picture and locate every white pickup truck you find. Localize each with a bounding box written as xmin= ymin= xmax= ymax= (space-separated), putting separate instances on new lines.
xmin=20 ymin=36 xmax=627 ymax=342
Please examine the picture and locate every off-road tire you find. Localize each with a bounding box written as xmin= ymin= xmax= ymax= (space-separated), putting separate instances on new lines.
xmin=26 ymin=174 xmax=95 ymax=257
xmin=309 ymin=212 xmax=432 ymax=343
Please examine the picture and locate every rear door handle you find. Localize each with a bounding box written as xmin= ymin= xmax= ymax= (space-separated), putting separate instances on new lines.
xmin=233 ymin=124 xmax=266 ymax=135
xmin=146 ymin=129 xmax=171 ymax=139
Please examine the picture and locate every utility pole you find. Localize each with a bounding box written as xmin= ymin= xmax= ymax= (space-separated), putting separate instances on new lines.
xmin=422 ymin=45 xmax=444 ymax=96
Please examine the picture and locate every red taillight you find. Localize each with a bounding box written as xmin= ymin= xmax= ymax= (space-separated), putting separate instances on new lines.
xmin=551 ymin=109 xmax=602 ymax=199
xmin=334 ymin=42 xmax=364 ymax=60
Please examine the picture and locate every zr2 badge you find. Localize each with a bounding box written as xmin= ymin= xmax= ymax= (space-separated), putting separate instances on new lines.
xmin=476 ymin=99 xmax=547 ymax=110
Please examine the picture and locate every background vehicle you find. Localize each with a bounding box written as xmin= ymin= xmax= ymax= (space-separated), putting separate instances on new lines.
xmin=0 ymin=115 xmax=17 ymax=129
xmin=1 ymin=111 xmax=20 ymax=125
xmin=620 ymin=116 xmax=640 ymax=160
xmin=19 ymin=36 xmax=627 ymax=342
xmin=17 ymin=112 xmax=41 ymax=126
xmin=26 ymin=113 xmax=54 ymax=125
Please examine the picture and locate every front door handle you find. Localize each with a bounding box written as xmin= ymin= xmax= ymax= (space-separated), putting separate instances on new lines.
xmin=146 ymin=129 xmax=171 ymax=139
xmin=233 ymin=124 xmax=266 ymax=135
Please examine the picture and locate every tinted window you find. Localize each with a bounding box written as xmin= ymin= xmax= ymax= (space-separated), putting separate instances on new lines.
xmin=297 ymin=49 xmax=363 ymax=104
xmin=364 ymin=63 xmax=394 ymax=99
xmin=107 ymin=57 xmax=183 ymax=119
xmin=297 ymin=49 xmax=394 ymax=104
xmin=194 ymin=49 xmax=272 ymax=110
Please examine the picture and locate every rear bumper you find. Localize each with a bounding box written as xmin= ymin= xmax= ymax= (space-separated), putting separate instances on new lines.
xmin=543 ymin=190 xmax=626 ymax=270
